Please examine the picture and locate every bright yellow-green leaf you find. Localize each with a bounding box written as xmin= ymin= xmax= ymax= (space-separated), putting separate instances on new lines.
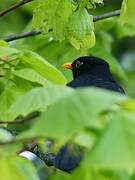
xmin=21 ymin=50 xmax=67 ymax=84
xmin=13 ymin=68 xmax=48 ymax=86
xmin=0 ymin=40 xmax=9 ymax=47
xmin=67 ymin=8 xmax=95 ymax=49
xmin=120 ymin=0 xmax=135 ymax=36
xmin=32 ymin=0 xmax=73 ymax=40
xmin=0 ymin=156 xmax=39 ymax=180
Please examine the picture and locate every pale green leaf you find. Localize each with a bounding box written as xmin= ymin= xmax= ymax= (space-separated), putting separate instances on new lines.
xmin=10 ymin=85 xmax=73 ymax=119
xmin=19 ymin=88 xmax=125 ymax=141
xmin=85 ymin=111 xmax=135 ymax=170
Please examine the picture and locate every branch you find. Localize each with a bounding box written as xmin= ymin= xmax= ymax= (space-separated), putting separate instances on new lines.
xmin=2 ymin=10 xmax=120 ymax=42
xmin=93 ymin=10 xmax=120 ymax=22
xmin=0 ymin=0 xmax=33 ymax=17
xmin=0 ymin=112 xmax=39 ymax=124
xmin=4 ymin=31 xmax=42 ymax=42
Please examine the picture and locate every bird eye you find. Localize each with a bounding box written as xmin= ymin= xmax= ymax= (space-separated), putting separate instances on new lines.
xmin=75 ymin=61 xmax=83 ymax=68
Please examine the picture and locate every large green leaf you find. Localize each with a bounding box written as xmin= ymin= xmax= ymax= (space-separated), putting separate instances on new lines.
xmin=32 ymin=0 xmax=73 ymax=40
xmin=0 ymin=156 xmax=39 ymax=180
xmin=0 ymin=80 xmax=33 ymax=121
xmin=10 ymin=85 xmax=73 ymax=119
xmin=84 ymin=111 xmax=135 ymax=170
xmin=120 ymin=0 xmax=135 ymax=36
xmin=67 ymin=8 xmax=95 ymax=49
xmin=13 ymin=68 xmax=48 ymax=86
xmin=21 ymin=50 xmax=67 ymax=84
xmin=18 ymin=88 xmax=125 ymax=141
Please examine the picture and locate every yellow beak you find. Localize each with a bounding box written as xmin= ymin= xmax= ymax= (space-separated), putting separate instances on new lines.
xmin=62 ymin=62 xmax=72 ymax=70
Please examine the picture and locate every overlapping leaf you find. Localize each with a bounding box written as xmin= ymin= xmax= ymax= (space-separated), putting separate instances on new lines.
xmin=67 ymin=8 xmax=95 ymax=49
xmin=13 ymin=68 xmax=48 ymax=86
xmin=10 ymin=85 xmax=73 ymax=119
xmin=18 ymin=88 xmax=125 ymax=141
xmin=32 ymin=0 xmax=73 ymax=40
xmin=84 ymin=111 xmax=135 ymax=170
xmin=21 ymin=50 xmax=67 ymax=84
xmin=0 ymin=156 xmax=39 ymax=180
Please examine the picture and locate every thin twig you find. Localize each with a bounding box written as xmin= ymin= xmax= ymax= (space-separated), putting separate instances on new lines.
xmin=93 ymin=10 xmax=120 ymax=22
xmin=0 ymin=0 xmax=33 ymax=17
xmin=2 ymin=10 xmax=120 ymax=42
xmin=0 ymin=112 xmax=39 ymax=124
xmin=4 ymin=31 xmax=42 ymax=42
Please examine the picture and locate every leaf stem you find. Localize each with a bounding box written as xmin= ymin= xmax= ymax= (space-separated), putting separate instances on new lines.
xmin=4 ymin=31 xmax=42 ymax=42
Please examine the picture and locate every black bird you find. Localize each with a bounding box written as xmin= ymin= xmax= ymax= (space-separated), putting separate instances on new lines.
xmin=53 ymin=56 xmax=125 ymax=172
xmin=64 ymin=56 xmax=125 ymax=93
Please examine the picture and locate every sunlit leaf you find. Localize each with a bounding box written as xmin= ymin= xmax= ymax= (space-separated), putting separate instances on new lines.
xmin=0 ymin=156 xmax=39 ymax=180
xmin=13 ymin=68 xmax=48 ymax=86
xmin=21 ymin=50 xmax=67 ymax=84
xmin=67 ymin=8 xmax=95 ymax=49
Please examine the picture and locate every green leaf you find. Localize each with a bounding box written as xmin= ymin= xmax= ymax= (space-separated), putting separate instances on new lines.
xmin=13 ymin=68 xmax=48 ymax=86
xmin=89 ymin=31 xmax=127 ymax=80
xmin=0 ymin=40 xmax=9 ymax=47
xmin=67 ymin=8 xmax=95 ymax=49
xmin=84 ymin=111 xmax=135 ymax=170
xmin=19 ymin=88 xmax=125 ymax=141
xmin=32 ymin=0 xmax=73 ymax=40
xmin=21 ymin=50 xmax=67 ymax=84
xmin=121 ymin=99 xmax=135 ymax=113
xmin=120 ymin=0 xmax=135 ymax=36
xmin=10 ymin=85 xmax=73 ymax=119
xmin=0 ymin=86 xmax=19 ymax=121
xmin=78 ymin=0 xmax=104 ymax=9
xmin=0 ymin=46 xmax=22 ymax=61
xmin=0 ymin=156 xmax=39 ymax=180
xmin=0 ymin=80 xmax=33 ymax=121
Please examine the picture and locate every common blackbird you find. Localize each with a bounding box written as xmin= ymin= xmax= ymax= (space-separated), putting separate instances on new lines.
xmin=54 ymin=56 xmax=125 ymax=172
xmin=65 ymin=56 xmax=125 ymax=93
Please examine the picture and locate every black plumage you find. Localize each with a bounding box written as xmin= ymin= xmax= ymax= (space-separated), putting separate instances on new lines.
xmin=54 ymin=56 xmax=125 ymax=172
xmin=67 ymin=56 xmax=125 ymax=94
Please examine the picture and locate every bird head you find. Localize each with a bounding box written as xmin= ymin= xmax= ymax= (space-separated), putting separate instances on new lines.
xmin=63 ymin=56 xmax=110 ymax=79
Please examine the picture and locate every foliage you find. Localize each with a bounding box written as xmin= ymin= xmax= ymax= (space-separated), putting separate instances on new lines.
xmin=0 ymin=0 xmax=135 ymax=179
